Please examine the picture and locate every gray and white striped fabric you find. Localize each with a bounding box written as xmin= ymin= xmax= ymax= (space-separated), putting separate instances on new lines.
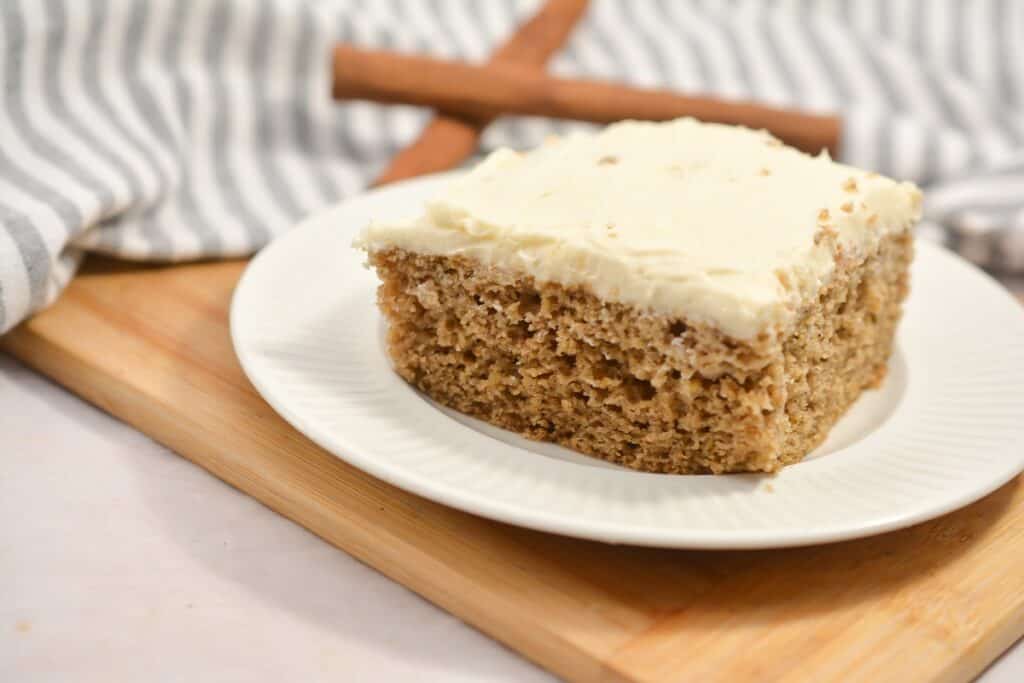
xmin=2 ymin=0 xmax=1023 ymax=334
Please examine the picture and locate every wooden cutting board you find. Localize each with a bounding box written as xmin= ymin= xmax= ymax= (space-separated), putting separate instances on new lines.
xmin=4 ymin=255 xmax=1024 ymax=683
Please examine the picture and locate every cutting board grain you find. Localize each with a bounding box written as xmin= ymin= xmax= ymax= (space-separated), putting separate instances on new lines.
xmin=4 ymin=256 xmax=1024 ymax=683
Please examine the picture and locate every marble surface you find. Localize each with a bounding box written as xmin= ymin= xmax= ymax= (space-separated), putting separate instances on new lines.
xmin=2 ymin=353 xmax=1022 ymax=682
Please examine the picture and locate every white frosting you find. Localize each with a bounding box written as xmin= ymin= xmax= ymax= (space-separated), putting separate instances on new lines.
xmin=356 ymin=118 xmax=922 ymax=339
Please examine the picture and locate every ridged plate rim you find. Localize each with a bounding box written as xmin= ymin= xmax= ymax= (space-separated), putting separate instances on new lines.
xmin=231 ymin=173 xmax=1024 ymax=549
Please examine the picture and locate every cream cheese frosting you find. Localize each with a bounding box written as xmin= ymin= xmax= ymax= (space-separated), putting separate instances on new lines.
xmin=356 ymin=118 xmax=922 ymax=339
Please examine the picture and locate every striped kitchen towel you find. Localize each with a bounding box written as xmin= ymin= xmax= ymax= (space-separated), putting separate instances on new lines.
xmin=2 ymin=0 xmax=1023 ymax=334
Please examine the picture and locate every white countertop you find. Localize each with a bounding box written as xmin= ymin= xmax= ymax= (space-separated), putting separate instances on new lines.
xmin=2 ymin=352 xmax=1021 ymax=681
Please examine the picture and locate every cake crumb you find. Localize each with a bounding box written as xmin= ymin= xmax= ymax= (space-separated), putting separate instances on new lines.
xmin=840 ymin=202 xmax=854 ymax=213
xmin=814 ymin=223 xmax=839 ymax=245
xmin=367 ymin=231 xmax=911 ymax=474
xmin=842 ymin=177 xmax=858 ymax=192
xmin=598 ymin=155 xmax=619 ymax=165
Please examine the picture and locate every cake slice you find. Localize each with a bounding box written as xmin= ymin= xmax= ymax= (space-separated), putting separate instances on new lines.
xmin=355 ymin=118 xmax=921 ymax=473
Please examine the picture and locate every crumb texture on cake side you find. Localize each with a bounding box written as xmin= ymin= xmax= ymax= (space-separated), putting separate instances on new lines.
xmin=368 ymin=232 xmax=911 ymax=474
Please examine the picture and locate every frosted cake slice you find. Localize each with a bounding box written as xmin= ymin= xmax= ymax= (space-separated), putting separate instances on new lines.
xmin=355 ymin=118 xmax=921 ymax=473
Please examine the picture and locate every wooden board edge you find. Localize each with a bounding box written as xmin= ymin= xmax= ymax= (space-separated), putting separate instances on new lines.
xmin=1 ymin=323 xmax=632 ymax=683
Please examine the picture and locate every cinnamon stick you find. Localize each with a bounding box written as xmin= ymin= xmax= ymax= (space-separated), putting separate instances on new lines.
xmin=374 ymin=0 xmax=589 ymax=185
xmin=334 ymin=45 xmax=841 ymax=158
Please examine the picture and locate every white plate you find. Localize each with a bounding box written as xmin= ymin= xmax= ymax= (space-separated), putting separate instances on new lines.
xmin=231 ymin=173 xmax=1024 ymax=549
